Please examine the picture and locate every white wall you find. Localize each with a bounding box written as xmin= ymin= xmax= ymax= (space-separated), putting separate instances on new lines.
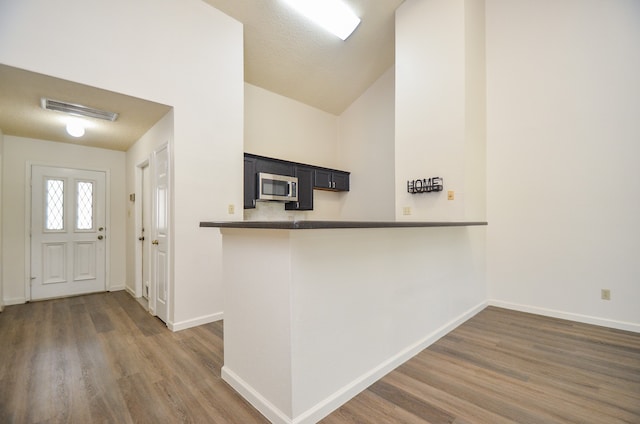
xmin=245 ymin=83 xmax=339 ymax=167
xmin=0 ymin=0 xmax=243 ymax=328
xmin=245 ymin=67 xmax=397 ymax=223
xmin=338 ymin=67 xmax=396 ymax=221
xmin=392 ymin=0 xmax=488 ymax=366
xmin=221 ymin=226 xmax=487 ymax=423
xmin=1 ymin=136 xmax=126 ymax=304
xmin=395 ymin=0 xmax=486 ymax=222
xmin=244 ymin=83 xmax=344 ymax=220
xmin=486 ymin=0 xmax=640 ymax=330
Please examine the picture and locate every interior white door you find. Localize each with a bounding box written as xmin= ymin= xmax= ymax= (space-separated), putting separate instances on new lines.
xmin=141 ymin=163 xmax=151 ymax=300
xmin=151 ymin=145 xmax=169 ymax=323
xmin=31 ymin=166 xmax=106 ymax=300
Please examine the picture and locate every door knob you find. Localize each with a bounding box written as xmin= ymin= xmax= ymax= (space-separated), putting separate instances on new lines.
xmin=152 ymin=240 xmax=159 ymax=245
xmin=98 ymin=227 xmax=104 ymax=231
xmin=97 ymin=235 xmax=104 ymax=240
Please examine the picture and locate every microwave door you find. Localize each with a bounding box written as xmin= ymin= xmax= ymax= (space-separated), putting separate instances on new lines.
xmin=258 ymin=173 xmax=298 ymax=201
xmin=263 ymin=179 xmax=288 ymax=197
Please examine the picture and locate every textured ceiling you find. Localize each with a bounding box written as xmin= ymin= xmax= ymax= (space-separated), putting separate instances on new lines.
xmin=203 ymin=0 xmax=404 ymax=115
xmin=0 ymin=0 xmax=402 ymax=151
xmin=0 ymin=64 xmax=171 ymax=151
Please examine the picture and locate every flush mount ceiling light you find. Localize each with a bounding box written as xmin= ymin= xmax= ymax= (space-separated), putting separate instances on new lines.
xmin=41 ymin=97 xmax=119 ymax=121
xmin=282 ymin=0 xmax=361 ymax=40
xmin=65 ymin=118 xmax=86 ymax=138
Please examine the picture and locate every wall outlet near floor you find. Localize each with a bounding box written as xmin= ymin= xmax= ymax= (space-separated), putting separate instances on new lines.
xmin=228 ymin=204 xmax=235 ymax=214
xmin=447 ymin=190 xmax=455 ymax=200
xmin=601 ymin=289 xmax=611 ymax=300
xmin=402 ymin=206 xmax=412 ymax=215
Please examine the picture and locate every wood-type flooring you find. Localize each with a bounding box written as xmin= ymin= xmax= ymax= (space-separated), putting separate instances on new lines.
xmin=0 ymin=291 xmax=638 ymax=423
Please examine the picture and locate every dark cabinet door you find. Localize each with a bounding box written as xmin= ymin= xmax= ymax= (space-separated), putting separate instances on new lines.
xmin=314 ymin=169 xmax=350 ymax=191
xmin=285 ymin=165 xmax=314 ymax=211
xmin=331 ymin=171 xmax=350 ymax=191
xmin=313 ymin=169 xmax=332 ymax=190
xmin=244 ymin=157 xmax=257 ymax=209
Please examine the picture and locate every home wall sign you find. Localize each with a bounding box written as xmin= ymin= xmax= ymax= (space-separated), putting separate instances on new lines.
xmin=407 ymin=177 xmax=443 ymax=194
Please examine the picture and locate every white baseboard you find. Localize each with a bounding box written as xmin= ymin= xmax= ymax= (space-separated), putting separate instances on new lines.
xmin=169 ymin=311 xmax=224 ymax=332
xmin=108 ymin=284 xmax=126 ymax=292
xmin=3 ymin=297 xmax=27 ymax=306
xmin=124 ymin=286 xmax=136 ymax=297
xmin=222 ymin=301 xmax=488 ymax=424
xmin=222 ymin=367 xmax=292 ymax=424
xmin=489 ymin=299 xmax=640 ymax=333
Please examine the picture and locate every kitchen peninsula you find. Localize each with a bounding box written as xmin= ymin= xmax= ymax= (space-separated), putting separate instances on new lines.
xmin=200 ymin=220 xmax=487 ymax=424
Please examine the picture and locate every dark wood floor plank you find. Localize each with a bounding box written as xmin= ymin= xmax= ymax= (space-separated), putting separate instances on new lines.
xmin=1 ymin=294 xmax=639 ymax=424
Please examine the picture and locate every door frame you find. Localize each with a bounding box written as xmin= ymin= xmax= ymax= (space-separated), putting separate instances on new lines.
xmin=134 ymin=158 xmax=150 ymax=300
xmin=24 ymin=162 xmax=111 ymax=301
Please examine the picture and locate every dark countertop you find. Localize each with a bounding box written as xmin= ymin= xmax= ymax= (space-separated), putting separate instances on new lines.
xmin=200 ymin=220 xmax=488 ymax=230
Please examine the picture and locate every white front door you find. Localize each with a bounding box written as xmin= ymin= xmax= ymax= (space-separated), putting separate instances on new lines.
xmin=30 ymin=166 xmax=106 ymax=300
xmin=151 ymin=145 xmax=169 ymax=323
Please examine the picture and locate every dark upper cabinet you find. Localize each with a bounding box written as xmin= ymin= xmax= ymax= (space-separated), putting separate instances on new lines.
xmin=244 ymin=156 xmax=257 ymax=209
xmin=314 ymin=169 xmax=350 ymax=191
xmin=244 ymin=153 xmax=349 ymax=209
xmin=285 ymin=165 xmax=314 ymax=211
xmin=255 ymin=157 xmax=294 ymax=177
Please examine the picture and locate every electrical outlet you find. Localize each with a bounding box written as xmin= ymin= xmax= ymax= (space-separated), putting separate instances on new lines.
xmin=228 ymin=204 xmax=235 ymax=215
xmin=601 ymin=289 xmax=611 ymax=300
xmin=447 ymin=191 xmax=455 ymax=201
xmin=402 ymin=206 xmax=411 ymax=215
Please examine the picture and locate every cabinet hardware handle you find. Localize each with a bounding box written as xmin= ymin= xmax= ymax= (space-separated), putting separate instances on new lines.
xmin=152 ymin=240 xmax=159 ymax=245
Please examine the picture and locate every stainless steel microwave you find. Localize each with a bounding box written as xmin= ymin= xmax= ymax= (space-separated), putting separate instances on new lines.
xmin=257 ymin=172 xmax=298 ymax=202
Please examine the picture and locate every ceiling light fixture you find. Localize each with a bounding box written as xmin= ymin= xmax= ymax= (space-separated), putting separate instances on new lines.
xmin=41 ymin=98 xmax=119 ymax=121
xmin=65 ymin=119 xmax=86 ymax=138
xmin=282 ymin=0 xmax=361 ymax=40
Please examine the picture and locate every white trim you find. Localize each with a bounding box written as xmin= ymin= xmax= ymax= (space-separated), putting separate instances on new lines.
xmin=222 ymin=367 xmax=292 ymax=424
xmin=3 ymin=297 xmax=27 ymax=306
xmin=134 ymin=158 xmax=150 ymax=299
xmin=125 ymin=285 xmax=136 ymax=297
xmin=24 ymin=163 xmax=32 ymax=301
xmin=104 ymin=168 xmax=112 ymax=291
xmin=107 ymin=284 xmax=126 ymax=292
xmin=488 ymin=299 xmax=640 ymax=334
xmin=222 ymin=301 xmax=487 ymax=424
xmin=169 ymin=311 xmax=223 ymax=332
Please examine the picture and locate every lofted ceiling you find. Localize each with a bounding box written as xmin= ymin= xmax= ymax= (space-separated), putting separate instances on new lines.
xmin=203 ymin=0 xmax=404 ymax=115
xmin=0 ymin=0 xmax=403 ymax=151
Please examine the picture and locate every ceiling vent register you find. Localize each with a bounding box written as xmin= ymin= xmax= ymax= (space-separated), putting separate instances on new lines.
xmin=41 ymin=98 xmax=119 ymax=121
